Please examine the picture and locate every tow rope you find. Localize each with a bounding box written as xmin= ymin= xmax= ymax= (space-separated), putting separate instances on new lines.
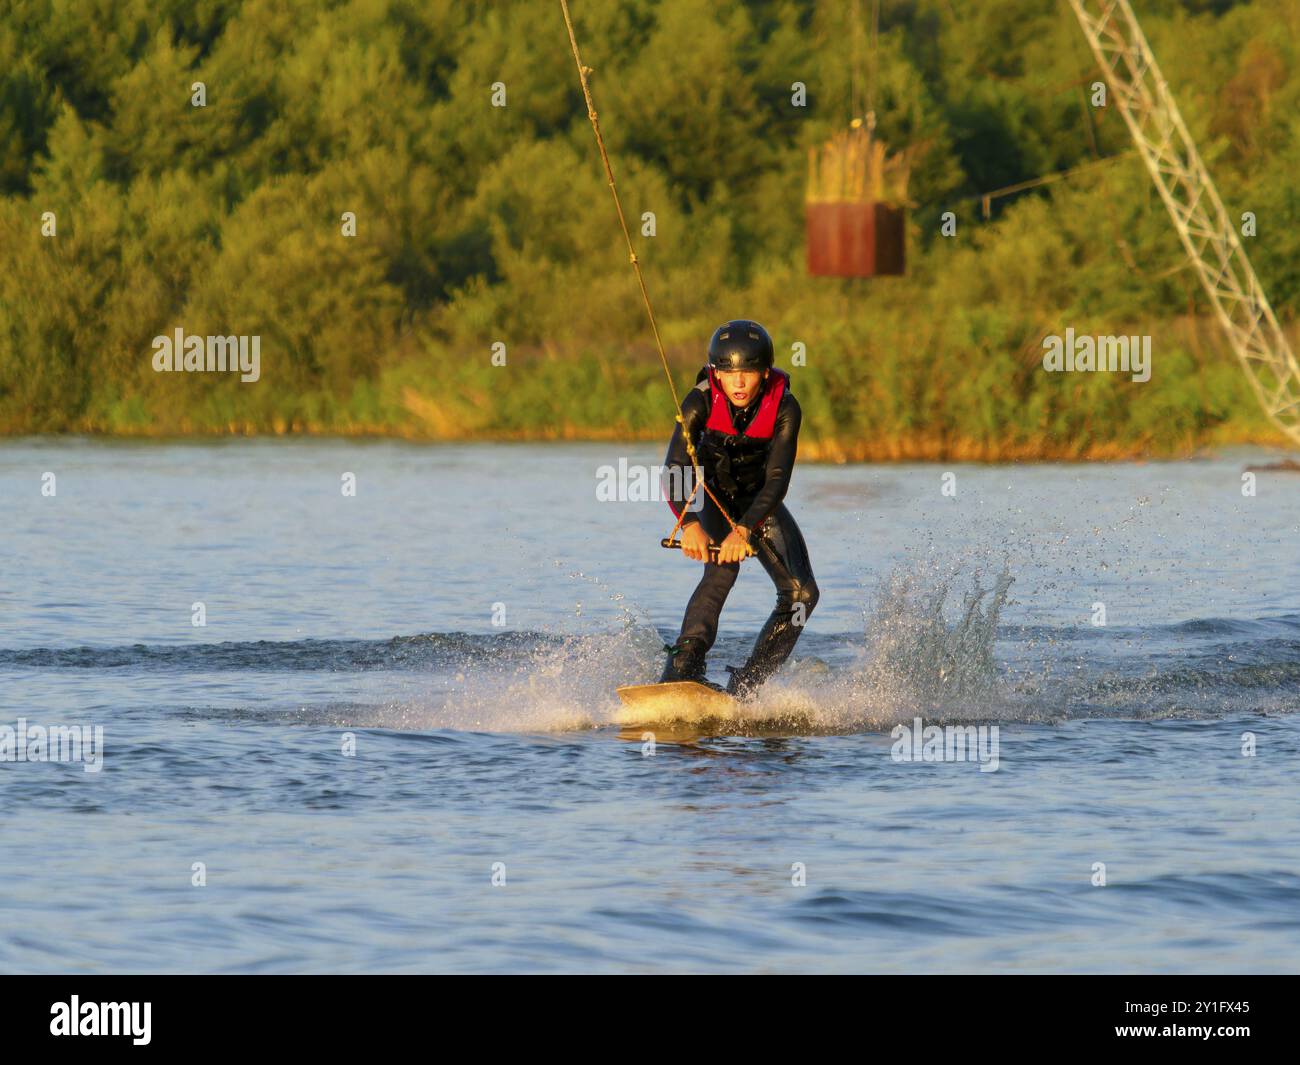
xmin=558 ymin=0 xmax=746 ymax=561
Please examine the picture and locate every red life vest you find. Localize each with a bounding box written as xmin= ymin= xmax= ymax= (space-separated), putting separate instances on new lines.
xmin=704 ymin=368 xmax=788 ymax=438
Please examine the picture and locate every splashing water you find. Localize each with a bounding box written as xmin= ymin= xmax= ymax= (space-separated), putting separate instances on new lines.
xmin=355 ymin=561 xmax=1024 ymax=736
xmin=727 ymin=563 xmax=1020 ymax=733
xmin=860 ymin=566 xmax=1016 ymax=707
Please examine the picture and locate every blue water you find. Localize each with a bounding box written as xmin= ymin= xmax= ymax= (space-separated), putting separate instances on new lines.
xmin=2 ymin=439 xmax=1299 ymax=972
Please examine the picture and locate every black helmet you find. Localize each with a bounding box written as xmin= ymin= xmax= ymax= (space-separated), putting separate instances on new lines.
xmin=707 ymin=320 xmax=774 ymax=372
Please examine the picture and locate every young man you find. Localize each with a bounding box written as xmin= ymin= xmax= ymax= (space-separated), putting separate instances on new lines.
xmin=659 ymin=319 xmax=819 ymax=698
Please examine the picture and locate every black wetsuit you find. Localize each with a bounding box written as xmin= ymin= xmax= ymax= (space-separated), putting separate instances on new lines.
xmin=661 ymin=369 xmax=819 ymax=692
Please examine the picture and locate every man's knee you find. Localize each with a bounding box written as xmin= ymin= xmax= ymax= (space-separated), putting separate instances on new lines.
xmin=778 ymin=577 xmax=819 ymax=618
xmin=795 ymin=578 xmax=819 ymax=617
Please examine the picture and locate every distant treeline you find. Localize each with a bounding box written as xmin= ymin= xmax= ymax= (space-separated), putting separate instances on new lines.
xmin=1 ymin=0 xmax=1298 ymax=457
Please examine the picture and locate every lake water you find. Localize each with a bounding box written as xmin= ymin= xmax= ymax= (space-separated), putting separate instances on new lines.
xmin=2 ymin=438 xmax=1298 ymax=973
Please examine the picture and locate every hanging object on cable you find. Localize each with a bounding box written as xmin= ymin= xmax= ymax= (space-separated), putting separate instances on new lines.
xmin=806 ymin=0 xmax=911 ymax=278
xmin=805 ymin=118 xmax=911 ymax=277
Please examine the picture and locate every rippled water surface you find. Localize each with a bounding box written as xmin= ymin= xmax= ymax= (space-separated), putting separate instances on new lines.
xmin=2 ymin=439 xmax=1299 ymax=972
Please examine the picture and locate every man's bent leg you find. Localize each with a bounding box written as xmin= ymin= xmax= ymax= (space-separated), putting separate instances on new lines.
xmin=725 ymin=504 xmax=819 ymax=697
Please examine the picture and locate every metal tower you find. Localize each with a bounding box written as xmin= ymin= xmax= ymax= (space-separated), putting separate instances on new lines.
xmin=1068 ymin=0 xmax=1300 ymax=446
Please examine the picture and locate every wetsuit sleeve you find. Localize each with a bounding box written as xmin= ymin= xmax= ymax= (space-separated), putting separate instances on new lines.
xmin=662 ymin=388 xmax=708 ymax=526
xmin=739 ymin=394 xmax=801 ymax=531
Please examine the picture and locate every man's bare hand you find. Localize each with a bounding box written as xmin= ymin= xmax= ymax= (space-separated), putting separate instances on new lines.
xmin=716 ymin=526 xmax=754 ymax=564
xmin=680 ymin=522 xmax=714 ymax=562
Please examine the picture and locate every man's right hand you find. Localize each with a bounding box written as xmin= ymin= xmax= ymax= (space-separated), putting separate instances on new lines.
xmin=680 ymin=522 xmax=714 ymax=562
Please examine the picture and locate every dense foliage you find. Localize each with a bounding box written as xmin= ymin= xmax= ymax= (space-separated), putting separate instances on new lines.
xmin=1 ymin=0 xmax=1297 ymax=457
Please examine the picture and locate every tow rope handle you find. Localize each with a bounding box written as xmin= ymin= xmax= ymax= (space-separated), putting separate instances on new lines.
xmin=660 ymin=537 xmax=724 ymax=562
xmin=661 ymin=537 xmax=760 ymax=563
xmin=661 ymin=532 xmax=788 ymax=577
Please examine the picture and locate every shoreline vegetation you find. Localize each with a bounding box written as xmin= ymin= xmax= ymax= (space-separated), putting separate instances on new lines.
xmin=12 ymin=319 xmax=1295 ymax=462
xmin=2 ymin=1 xmax=1298 ymax=458
xmin=5 ymin=308 xmax=1298 ymax=460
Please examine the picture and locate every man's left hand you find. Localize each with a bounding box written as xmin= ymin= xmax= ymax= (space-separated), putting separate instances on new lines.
xmin=716 ymin=526 xmax=755 ymax=564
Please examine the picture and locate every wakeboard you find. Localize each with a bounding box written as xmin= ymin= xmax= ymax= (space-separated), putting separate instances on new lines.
xmin=614 ymin=680 xmax=740 ymax=724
